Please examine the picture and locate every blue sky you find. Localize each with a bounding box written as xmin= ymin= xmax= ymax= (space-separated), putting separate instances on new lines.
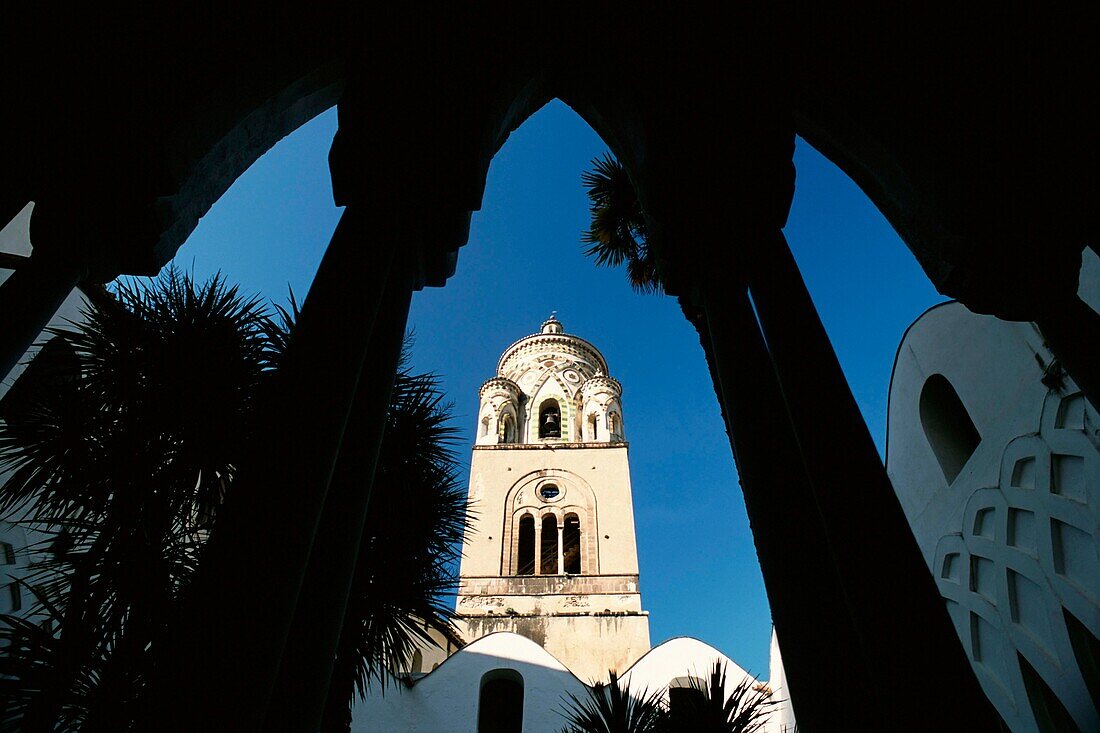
xmin=175 ymin=101 xmax=945 ymax=677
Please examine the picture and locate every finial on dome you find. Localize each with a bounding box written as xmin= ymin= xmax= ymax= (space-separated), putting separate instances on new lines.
xmin=540 ymin=312 xmax=564 ymax=334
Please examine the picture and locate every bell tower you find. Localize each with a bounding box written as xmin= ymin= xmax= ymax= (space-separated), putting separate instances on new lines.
xmin=455 ymin=316 xmax=650 ymax=682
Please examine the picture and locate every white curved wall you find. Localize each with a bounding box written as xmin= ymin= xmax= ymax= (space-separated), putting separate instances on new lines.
xmin=886 ymin=254 xmax=1100 ymax=732
xmin=620 ymin=636 xmax=752 ymax=702
xmin=352 ymin=634 xmax=789 ymax=733
xmin=351 ymin=632 xmax=590 ymax=733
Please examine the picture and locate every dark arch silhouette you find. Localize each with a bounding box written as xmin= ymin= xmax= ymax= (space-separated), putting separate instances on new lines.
xmin=10 ymin=8 xmax=1088 ymax=729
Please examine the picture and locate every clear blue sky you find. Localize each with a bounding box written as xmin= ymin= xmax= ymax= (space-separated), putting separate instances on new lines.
xmin=174 ymin=101 xmax=945 ymax=677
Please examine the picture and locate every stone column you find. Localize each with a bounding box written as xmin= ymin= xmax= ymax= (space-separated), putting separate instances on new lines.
xmin=510 ymin=519 xmax=518 ymax=575
xmin=534 ymin=520 xmax=543 ymax=576
xmin=144 ymin=206 xmax=399 ymax=730
xmin=0 ymin=254 xmax=81 ymax=383
xmin=265 ymin=261 xmax=415 ymax=731
xmin=744 ymin=229 xmax=1000 ymax=727
xmin=693 ymin=284 xmax=878 ymax=728
xmin=557 ymin=522 xmax=565 ymax=576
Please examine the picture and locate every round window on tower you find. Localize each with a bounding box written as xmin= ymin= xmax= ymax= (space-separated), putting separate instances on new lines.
xmin=539 ymin=483 xmax=561 ymax=502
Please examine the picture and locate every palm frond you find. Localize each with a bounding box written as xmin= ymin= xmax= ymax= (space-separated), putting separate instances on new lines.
xmin=0 ymin=265 xmax=283 ymax=730
xmin=321 ymin=336 xmax=468 ymax=731
xmin=580 ymin=154 xmax=663 ymax=294
xmin=1 ymin=270 xmax=466 ymax=732
xmin=681 ymin=661 xmax=779 ymax=733
xmin=557 ymin=671 xmax=670 ymax=733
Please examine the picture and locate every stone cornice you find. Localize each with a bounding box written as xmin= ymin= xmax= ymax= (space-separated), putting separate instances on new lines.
xmin=478 ymin=376 xmax=521 ymax=398
xmin=473 ymin=441 xmax=628 ymax=451
xmin=496 ymin=332 xmax=609 ymax=377
xmin=579 ymin=374 xmax=623 ymax=397
xmin=459 ymin=573 xmax=640 ymax=582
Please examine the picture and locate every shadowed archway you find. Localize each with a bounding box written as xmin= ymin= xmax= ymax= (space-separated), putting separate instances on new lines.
xmin=4 ymin=7 xmax=1095 ymax=731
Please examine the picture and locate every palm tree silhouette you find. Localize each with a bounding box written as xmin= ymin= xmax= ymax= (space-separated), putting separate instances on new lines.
xmin=320 ymin=340 xmax=468 ymax=732
xmin=557 ymin=662 xmax=778 ymax=733
xmin=0 ymin=268 xmax=466 ymax=731
xmin=674 ymin=661 xmax=778 ymax=733
xmin=558 ymin=670 xmax=670 ymax=733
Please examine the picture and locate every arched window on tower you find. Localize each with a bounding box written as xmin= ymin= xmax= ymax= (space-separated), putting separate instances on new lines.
xmin=500 ymin=413 xmax=516 ymax=443
xmin=538 ymin=399 xmax=561 ymax=438
xmin=563 ymin=514 xmax=581 ymax=574
xmin=480 ymin=415 xmax=491 ymax=439
xmin=541 ymin=514 xmax=559 ymax=575
xmin=516 ymin=515 xmax=535 ymax=575
xmin=587 ymin=413 xmax=598 ymax=441
xmin=919 ymin=374 xmax=981 ymax=484
xmin=608 ymin=411 xmax=621 ymax=440
xmin=478 ymin=669 xmax=524 ymax=733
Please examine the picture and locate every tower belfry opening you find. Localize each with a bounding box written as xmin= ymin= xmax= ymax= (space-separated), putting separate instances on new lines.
xmin=538 ymin=400 xmax=561 ymax=438
xmin=456 ymin=316 xmax=650 ymax=681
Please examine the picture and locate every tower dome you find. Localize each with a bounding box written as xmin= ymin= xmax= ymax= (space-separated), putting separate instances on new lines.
xmin=480 ymin=316 xmax=620 ymax=444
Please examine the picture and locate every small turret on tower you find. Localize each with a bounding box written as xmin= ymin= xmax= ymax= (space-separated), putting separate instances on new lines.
xmin=540 ymin=313 xmax=564 ymax=334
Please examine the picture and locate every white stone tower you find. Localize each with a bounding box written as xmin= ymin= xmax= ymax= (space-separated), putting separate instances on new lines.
xmin=455 ymin=315 xmax=650 ymax=683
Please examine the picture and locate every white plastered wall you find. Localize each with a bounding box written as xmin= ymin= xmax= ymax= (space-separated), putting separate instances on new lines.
xmin=885 ymin=249 xmax=1100 ymax=732
xmin=352 ymin=634 xmax=783 ymax=733
xmin=351 ymin=632 xmax=591 ymax=733
xmin=620 ymin=636 xmax=751 ymax=701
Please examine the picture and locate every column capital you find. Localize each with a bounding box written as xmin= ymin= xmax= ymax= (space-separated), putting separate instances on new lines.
xmin=326 ymin=61 xmax=534 ymax=290
xmin=929 ymin=238 xmax=1086 ymax=322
